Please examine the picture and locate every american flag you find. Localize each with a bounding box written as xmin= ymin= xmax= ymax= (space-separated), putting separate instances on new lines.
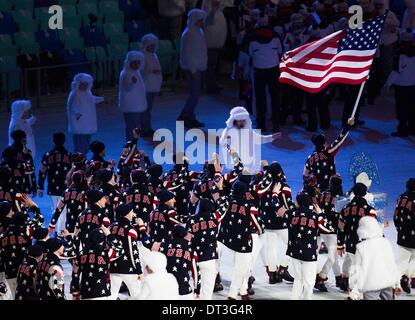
xmin=279 ymin=13 xmax=387 ymax=93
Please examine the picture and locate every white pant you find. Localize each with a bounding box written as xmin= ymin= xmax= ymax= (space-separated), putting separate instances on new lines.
xmin=109 ymin=274 xmax=142 ymax=300
xmin=342 ymin=252 xmax=355 ymax=277
xmin=0 ymin=273 xmax=12 ymax=300
xmin=228 ymin=250 xmax=252 ymax=299
xmin=318 ymin=234 xmax=341 ymax=278
xmin=180 ymin=293 xmax=194 ymax=300
xmin=51 ymin=195 xmax=66 ymax=234
xmin=83 ymin=296 xmax=108 ymax=300
xmin=397 ymin=245 xmax=415 ymax=277
xmin=198 ymin=259 xmax=217 ymax=300
xmin=291 ymin=259 xmax=317 ymax=300
xmin=249 ymin=233 xmax=265 ymax=277
xmin=265 ymin=229 xmax=290 ymax=272
xmin=6 ymin=277 xmax=16 ymax=300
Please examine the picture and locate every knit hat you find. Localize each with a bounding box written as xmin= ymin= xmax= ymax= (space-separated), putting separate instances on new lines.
xmin=96 ymin=169 xmax=114 ymax=184
xmin=33 ymin=227 xmax=49 ymax=240
xmin=116 ymin=203 xmax=133 ymax=218
xmin=225 ymin=106 xmax=252 ymax=129
xmin=157 ymin=190 xmax=175 ymax=203
xmin=53 ymin=132 xmax=66 ymax=146
xmin=89 ymin=141 xmax=105 ymax=154
xmin=311 ymin=132 xmax=326 ymax=148
xmin=10 ymin=130 xmax=26 ymax=143
xmin=172 ymin=225 xmax=187 ymax=239
xmin=130 ymin=169 xmax=148 ymax=185
xmin=148 ymin=164 xmax=163 ymax=178
xmin=296 ymin=192 xmax=313 ymax=208
xmin=232 ymin=180 xmax=248 ymax=197
xmin=71 ymin=152 xmax=86 ymax=164
xmin=28 ymin=244 xmax=44 ymax=258
xmin=0 ymin=166 xmax=11 ymax=184
xmin=13 ymin=211 xmax=27 ymax=226
xmin=352 ymin=182 xmax=367 ymax=197
xmin=86 ymin=189 xmax=106 ymax=204
xmin=46 ymin=238 xmax=64 ymax=253
xmin=0 ymin=201 xmax=12 ymax=219
xmin=406 ymin=178 xmax=415 ymax=192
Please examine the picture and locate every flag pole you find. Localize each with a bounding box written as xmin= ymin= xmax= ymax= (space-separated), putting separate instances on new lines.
xmin=350 ymin=81 xmax=365 ymax=119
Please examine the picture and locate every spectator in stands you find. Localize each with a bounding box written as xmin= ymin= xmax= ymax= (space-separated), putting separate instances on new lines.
xmin=8 ymin=100 xmax=36 ymax=159
xmin=67 ymin=73 xmax=105 ymax=155
xmin=178 ymin=9 xmax=208 ymax=128
xmin=158 ymin=0 xmax=188 ymax=39
xmin=118 ymin=51 xmax=148 ymax=140
xmin=141 ymin=34 xmax=163 ymax=138
xmin=202 ymin=0 xmax=228 ymax=94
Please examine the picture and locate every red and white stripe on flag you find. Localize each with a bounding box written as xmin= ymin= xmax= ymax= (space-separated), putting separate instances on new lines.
xmin=278 ymin=30 xmax=376 ymax=93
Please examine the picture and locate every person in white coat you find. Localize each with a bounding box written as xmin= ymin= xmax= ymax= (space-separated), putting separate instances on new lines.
xmin=8 ymin=100 xmax=36 ymax=159
xmin=219 ymin=106 xmax=280 ymax=172
xmin=119 ymin=51 xmax=148 ymax=141
xmin=67 ymin=73 xmax=104 ymax=155
xmin=141 ymin=34 xmax=163 ymax=137
xmin=178 ymin=9 xmax=208 ymax=128
xmin=138 ymin=250 xmax=180 ymax=300
xmin=348 ymin=216 xmax=401 ymax=300
xmin=202 ymin=0 xmax=228 ymax=94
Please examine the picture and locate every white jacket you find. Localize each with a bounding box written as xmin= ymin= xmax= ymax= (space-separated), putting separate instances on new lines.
xmin=8 ymin=100 xmax=36 ymax=158
xmin=180 ymin=9 xmax=208 ymax=74
xmin=219 ymin=106 xmax=274 ymax=172
xmin=138 ymin=250 xmax=180 ymax=300
xmin=141 ymin=34 xmax=163 ymax=93
xmin=202 ymin=0 xmax=228 ymax=49
xmin=118 ymin=51 xmax=148 ymax=113
xmin=349 ymin=217 xmax=400 ymax=298
xmin=386 ymin=54 xmax=415 ymax=87
xmin=67 ymin=73 xmax=104 ymax=136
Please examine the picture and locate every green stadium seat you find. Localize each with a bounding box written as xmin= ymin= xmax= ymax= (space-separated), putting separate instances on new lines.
xmin=109 ymin=32 xmax=128 ymax=45
xmin=157 ymin=40 xmax=176 ymax=76
xmin=0 ymin=1 xmax=13 ymax=11
xmin=63 ymin=14 xmax=82 ymax=29
xmin=15 ymin=32 xmax=37 ymax=47
xmin=58 ymin=27 xmax=79 ymax=39
xmin=104 ymin=22 xmax=123 ymax=38
xmin=0 ymin=56 xmax=21 ymax=93
xmin=12 ymin=0 xmax=33 ymax=11
xmin=34 ymin=7 xmax=49 ymax=20
xmin=85 ymin=46 xmax=107 ymax=82
xmin=78 ymin=2 xmax=99 ymax=16
xmin=19 ymin=42 xmax=40 ymax=55
xmin=13 ymin=9 xmax=34 ymax=23
xmin=18 ymin=20 xmax=39 ymax=32
xmin=60 ymin=4 xmax=77 ymax=17
xmin=103 ymin=11 xmax=124 ymax=24
xmin=99 ymin=0 xmax=119 ymax=13
xmin=0 ymin=34 xmax=13 ymax=47
xmin=108 ymin=42 xmax=128 ymax=59
xmin=0 ymin=35 xmax=17 ymax=61
xmin=58 ymin=0 xmax=77 ymax=5
xmin=63 ymin=36 xmax=84 ymax=49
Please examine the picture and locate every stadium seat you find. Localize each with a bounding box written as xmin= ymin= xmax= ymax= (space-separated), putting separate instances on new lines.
xmin=19 ymin=42 xmax=41 ymax=55
xmin=119 ymin=0 xmax=140 ymax=11
xmin=0 ymin=1 xmax=13 ymax=11
xmin=63 ymin=36 xmax=84 ymax=49
xmin=13 ymin=9 xmax=35 ymax=24
xmin=0 ymin=56 xmax=21 ymax=93
xmin=0 ymin=11 xmax=18 ymax=35
xmin=34 ymin=0 xmax=58 ymax=8
xmin=60 ymin=4 xmax=77 ymax=17
xmin=103 ymin=22 xmax=123 ymax=38
xmin=0 ymin=34 xmax=17 ymax=56
xmin=78 ymin=2 xmax=99 ymax=17
xmin=13 ymin=0 xmax=34 ymax=11
xmin=58 ymin=27 xmax=79 ymax=41
xmin=99 ymin=0 xmax=119 ymax=14
xmin=157 ymin=39 xmax=176 ymax=76
xmin=37 ymin=29 xmax=63 ymax=52
xmin=15 ymin=32 xmax=38 ymax=48
xmin=58 ymin=0 xmax=77 ymax=5
xmin=129 ymin=41 xmax=140 ymax=51
xmin=109 ymin=32 xmax=128 ymax=45
xmin=108 ymin=42 xmax=127 ymax=79
xmin=103 ymin=10 xmax=124 ymax=24
xmin=85 ymin=46 xmax=107 ymax=82
xmin=19 ymin=19 xmax=39 ymax=32
xmin=63 ymin=48 xmax=90 ymax=78
xmin=127 ymin=20 xmax=149 ymax=42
